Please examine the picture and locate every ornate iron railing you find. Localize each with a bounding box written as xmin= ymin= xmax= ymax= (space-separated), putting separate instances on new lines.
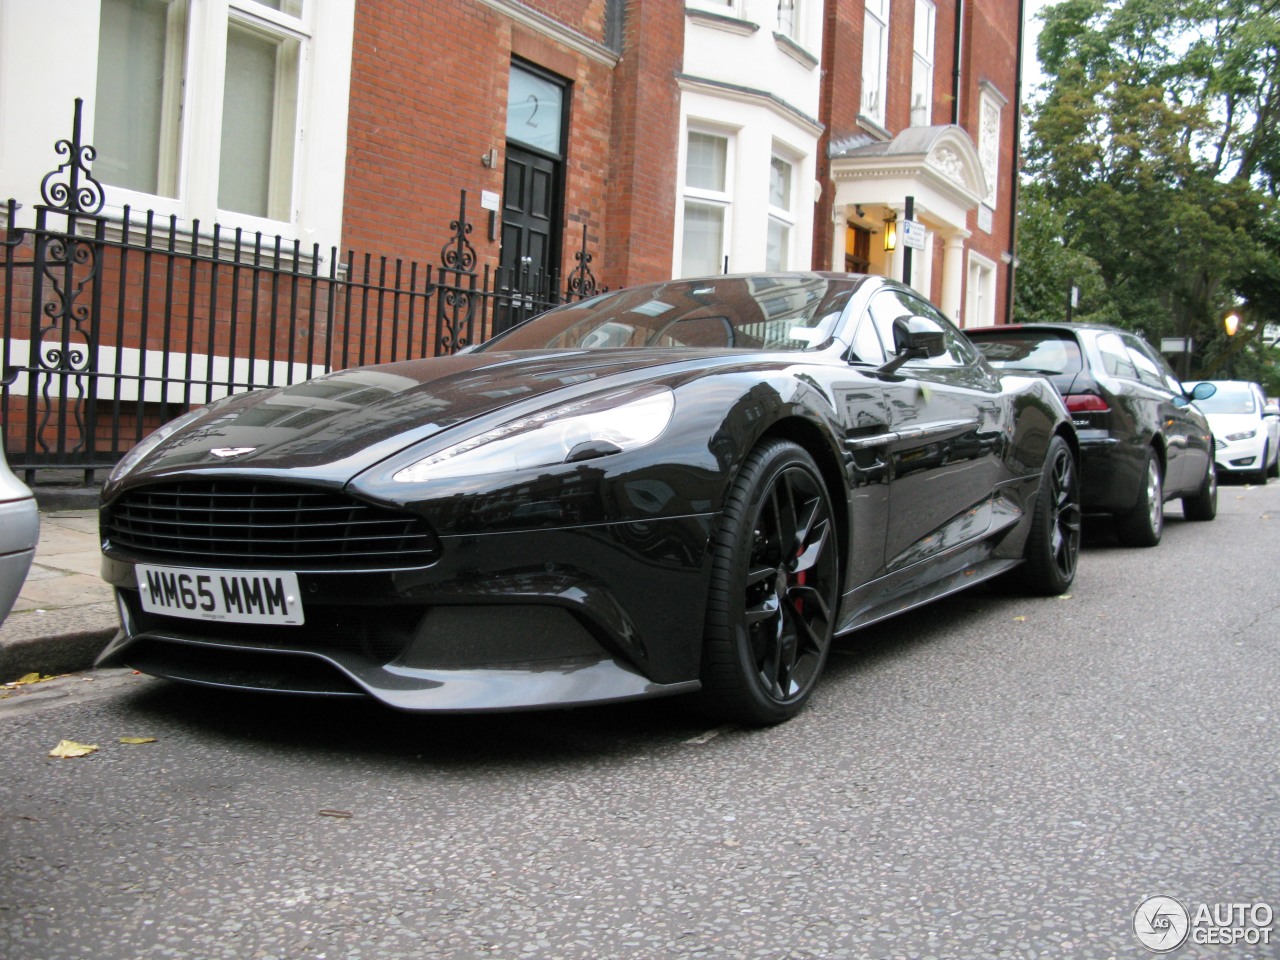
xmin=1 ymin=101 xmax=601 ymax=483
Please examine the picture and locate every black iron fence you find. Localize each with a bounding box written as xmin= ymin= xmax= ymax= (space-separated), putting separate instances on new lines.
xmin=1 ymin=101 xmax=600 ymax=484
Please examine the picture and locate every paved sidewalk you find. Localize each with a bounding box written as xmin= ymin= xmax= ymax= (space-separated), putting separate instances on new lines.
xmin=0 ymin=510 xmax=117 ymax=682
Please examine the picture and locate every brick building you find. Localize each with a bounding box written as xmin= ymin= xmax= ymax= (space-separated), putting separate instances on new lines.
xmin=1 ymin=0 xmax=1022 ymax=327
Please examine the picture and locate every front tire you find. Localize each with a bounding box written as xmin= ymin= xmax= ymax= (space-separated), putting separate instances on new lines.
xmin=1013 ymin=435 xmax=1080 ymax=595
xmin=701 ymin=440 xmax=840 ymax=725
xmin=1182 ymin=460 xmax=1217 ymax=521
xmin=1254 ymin=442 xmax=1271 ymax=485
xmin=1115 ymin=449 xmax=1163 ymax=547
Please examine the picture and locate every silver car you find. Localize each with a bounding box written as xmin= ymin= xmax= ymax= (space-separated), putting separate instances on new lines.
xmin=0 ymin=432 xmax=39 ymax=625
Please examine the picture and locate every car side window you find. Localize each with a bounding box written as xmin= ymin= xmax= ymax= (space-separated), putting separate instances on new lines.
xmin=866 ymin=290 xmax=973 ymax=368
xmin=1123 ymin=339 xmax=1167 ymax=390
xmin=845 ymin=310 xmax=887 ymax=365
xmin=1096 ymin=333 xmax=1138 ymax=380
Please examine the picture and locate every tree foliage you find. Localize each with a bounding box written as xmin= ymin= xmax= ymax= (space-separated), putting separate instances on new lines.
xmin=1017 ymin=0 xmax=1280 ymax=387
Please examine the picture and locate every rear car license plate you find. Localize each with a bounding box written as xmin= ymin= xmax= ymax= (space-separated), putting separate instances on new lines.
xmin=136 ymin=565 xmax=304 ymax=625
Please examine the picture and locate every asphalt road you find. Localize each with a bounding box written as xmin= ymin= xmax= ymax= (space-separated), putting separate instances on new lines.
xmin=2 ymin=480 xmax=1278 ymax=960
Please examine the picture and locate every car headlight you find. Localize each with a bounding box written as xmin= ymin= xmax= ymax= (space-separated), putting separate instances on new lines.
xmin=1226 ymin=429 xmax=1257 ymax=442
xmin=394 ymin=386 xmax=676 ymax=482
xmin=108 ymin=407 xmax=210 ymax=483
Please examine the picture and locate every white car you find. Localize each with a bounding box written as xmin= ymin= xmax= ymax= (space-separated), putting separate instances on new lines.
xmin=1188 ymin=380 xmax=1280 ymax=483
xmin=0 ymin=431 xmax=39 ymax=624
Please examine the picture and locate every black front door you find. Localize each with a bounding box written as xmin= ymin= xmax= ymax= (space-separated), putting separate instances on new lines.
xmin=497 ymin=144 xmax=561 ymax=333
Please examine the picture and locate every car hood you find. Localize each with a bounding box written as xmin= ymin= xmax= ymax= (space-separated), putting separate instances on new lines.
xmin=107 ymin=348 xmax=749 ymax=490
xmin=1198 ymin=410 xmax=1260 ymax=435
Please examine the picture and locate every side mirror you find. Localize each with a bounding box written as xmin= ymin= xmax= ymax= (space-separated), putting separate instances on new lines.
xmin=878 ymin=316 xmax=946 ymax=375
xmin=1188 ymin=381 xmax=1217 ymax=401
xmin=1264 ymin=403 xmax=1280 ymax=419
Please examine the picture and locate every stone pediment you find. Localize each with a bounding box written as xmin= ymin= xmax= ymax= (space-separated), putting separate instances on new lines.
xmin=829 ymin=125 xmax=987 ymax=215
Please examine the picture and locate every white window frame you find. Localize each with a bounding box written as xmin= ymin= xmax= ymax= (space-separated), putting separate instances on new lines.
xmin=966 ymin=251 xmax=998 ymax=328
xmin=911 ymin=0 xmax=935 ymax=127
xmin=777 ymin=0 xmax=799 ymax=39
xmin=766 ymin=150 xmax=796 ymax=271
xmin=861 ymin=0 xmax=890 ymax=126
xmin=686 ymin=0 xmax=741 ymax=17
xmin=91 ymin=0 xmax=354 ymax=245
xmin=679 ymin=127 xmax=735 ymax=278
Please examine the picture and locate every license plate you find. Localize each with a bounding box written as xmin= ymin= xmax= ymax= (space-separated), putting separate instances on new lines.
xmin=136 ymin=565 xmax=305 ymax=625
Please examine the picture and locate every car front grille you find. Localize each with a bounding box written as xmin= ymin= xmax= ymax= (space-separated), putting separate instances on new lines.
xmin=102 ymin=480 xmax=441 ymax=569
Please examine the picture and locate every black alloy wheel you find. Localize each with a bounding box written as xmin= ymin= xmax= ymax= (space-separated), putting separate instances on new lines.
xmin=1014 ymin=434 xmax=1080 ymax=595
xmin=1115 ymin=448 xmax=1164 ymax=547
xmin=701 ymin=440 xmax=840 ymax=725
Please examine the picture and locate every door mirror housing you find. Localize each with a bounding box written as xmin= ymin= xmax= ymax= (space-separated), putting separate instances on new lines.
xmin=878 ymin=316 xmax=947 ymax=375
xmin=1187 ymin=381 xmax=1217 ymax=402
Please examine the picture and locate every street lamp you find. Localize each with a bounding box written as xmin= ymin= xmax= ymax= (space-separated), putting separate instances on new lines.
xmin=882 ymin=214 xmax=898 ymax=252
xmin=1224 ymin=312 xmax=1240 ymax=379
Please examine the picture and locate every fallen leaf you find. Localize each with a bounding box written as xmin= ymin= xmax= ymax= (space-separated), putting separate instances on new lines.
xmin=49 ymin=740 xmax=99 ymax=759
xmin=1013 ymin=616 xmax=1027 ymax=622
xmin=1057 ymin=594 xmax=1072 ymax=600
xmin=318 ymin=809 xmax=353 ymax=819
xmin=118 ymin=737 xmax=157 ymax=745
xmin=5 ymin=673 xmax=64 ymax=688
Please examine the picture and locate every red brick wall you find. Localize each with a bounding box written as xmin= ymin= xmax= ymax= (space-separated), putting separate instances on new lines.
xmin=814 ymin=0 xmax=863 ymax=266
xmin=962 ymin=0 xmax=1021 ymax=323
xmin=342 ymin=0 xmax=678 ymax=295
xmin=605 ymin=1 xmax=683 ymax=285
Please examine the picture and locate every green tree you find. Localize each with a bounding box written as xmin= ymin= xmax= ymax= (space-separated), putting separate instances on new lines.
xmin=1019 ymin=0 xmax=1280 ymax=379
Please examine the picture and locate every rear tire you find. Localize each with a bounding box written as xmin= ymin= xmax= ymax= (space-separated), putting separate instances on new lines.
xmin=1012 ymin=435 xmax=1080 ymax=595
xmin=1182 ymin=460 xmax=1217 ymax=521
xmin=1115 ymin=449 xmax=1163 ymax=547
xmin=700 ymin=440 xmax=840 ymax=725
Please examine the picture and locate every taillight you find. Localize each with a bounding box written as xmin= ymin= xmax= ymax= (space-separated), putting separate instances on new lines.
xmin=1064 ymin=394 xmax=1110 ymax=413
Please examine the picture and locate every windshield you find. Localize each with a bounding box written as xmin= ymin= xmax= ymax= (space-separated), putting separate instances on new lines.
xmin=479 ymin=275 xmax=862 ymax=353
xmin=1192 ymin=384 xmax=1257 ymax=415
xmin=968 ymin=330 xmax=1083 ymax=375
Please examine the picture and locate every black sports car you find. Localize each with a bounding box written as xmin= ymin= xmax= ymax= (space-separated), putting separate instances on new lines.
xmin=97 ymin=273 xmax=1080 ymax=724
xmin=965 ymin=322 xmax=1217 ymax=546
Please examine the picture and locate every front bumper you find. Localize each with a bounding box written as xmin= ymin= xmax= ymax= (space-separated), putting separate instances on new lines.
xmin=1214 ymin=435 xmax=1267 ymax=475
xmin=97 ymin=514 xmax=714 ymax=712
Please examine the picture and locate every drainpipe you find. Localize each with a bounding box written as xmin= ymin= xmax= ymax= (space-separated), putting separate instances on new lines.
xmin=951 ymin=0 xmax=965 ymax=124
xmin=1006 ymin=0 xmax=1027 ymax=323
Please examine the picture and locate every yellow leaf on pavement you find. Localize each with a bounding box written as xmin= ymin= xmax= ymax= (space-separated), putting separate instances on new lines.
xmin=119 ymin=737 xmax=157 ymax=745
xmin=1013 ymin=615 xmax=1027 ymax=622
xmin=49 ymin=740 xmax=99 ymax=758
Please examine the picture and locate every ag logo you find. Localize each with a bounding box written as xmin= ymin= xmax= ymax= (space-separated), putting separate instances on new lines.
xmin=1134 ymin=896 xmax=1190 ymax=953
